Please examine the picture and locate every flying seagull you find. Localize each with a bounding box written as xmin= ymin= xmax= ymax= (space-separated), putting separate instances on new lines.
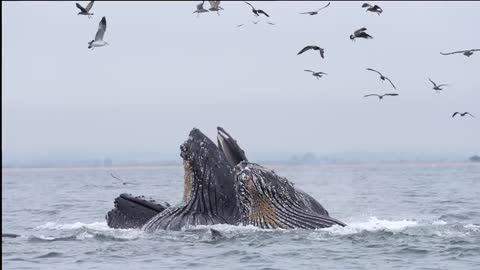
xmin=362 ymin=3 xmax=383 ymax=15
xmin=110 ymin=173 xmax=130 ymax=185
xmin=208 ymin=1 xmax=223 ymax=15
xmin=194 ymin=1 xmax=209 ymax=16
xmin=88 ymin=16 xmax=108 ymax=50
xmin=299 ymin=2 xmax=330 ymax=15
xmin=366 ymin=68 xmax=396 ymax=89
xmin=440 ymin=49 xmax=480 ymax=57
xmin=452 ymin=112 xmax=475 ymax=118
xmin=428 ymin=78 xmax=448 ymax=92
xmin=304 ymin=70 xmax=327 ymax=80
xmin=350 ymin=28 xmax=373 ymax=41
xmin=364 ymin=93 xmax=399 ymax=100
xmin=244 ymin=1 xmax=270 ymax=17
xmin=76 ymin=1 xmax=94 ymax=18
xmin=297 ymin=45 xmax=325 ymax=58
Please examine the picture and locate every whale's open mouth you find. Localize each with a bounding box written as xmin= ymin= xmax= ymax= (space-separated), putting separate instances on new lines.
xmin=234 ymin=162 xmax=346 ymax=229
xmin=142 ymin=128 xmax=240 ymax=231
xmin=216 ymin=126 xmax=248 ymax=167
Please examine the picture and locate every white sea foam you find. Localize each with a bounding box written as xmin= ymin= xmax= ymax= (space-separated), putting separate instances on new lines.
xmin=464 ymin=224 xmax=480 ymax=232
xmin=35 ymin=221 xmax=111 ymax=231
xmin=321 ymin=217 xmax=419 ymax=235
xmin=432 ymin=220 xmax=447 ymax=225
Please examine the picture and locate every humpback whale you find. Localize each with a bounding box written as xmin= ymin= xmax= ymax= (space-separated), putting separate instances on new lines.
xmin=105 ymin=127 xmax=346 ymax=231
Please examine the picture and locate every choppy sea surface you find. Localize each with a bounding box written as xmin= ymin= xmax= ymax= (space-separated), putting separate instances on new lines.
xmin=2 ymin=163 xmax=480 ymax=269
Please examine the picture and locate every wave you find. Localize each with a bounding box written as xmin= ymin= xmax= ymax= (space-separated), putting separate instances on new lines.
xmin=28 ymin=217 xmax=479 ymax=242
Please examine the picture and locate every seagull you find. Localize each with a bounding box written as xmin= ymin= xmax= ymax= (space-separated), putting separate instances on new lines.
xmin=350 ymin=28 xmax=373 ymax=41
xmin=88 ymin=16 xmax=108 ymax=50
xmin=362 ymin=3 xmax=383 ymax=15
xmin=251 ymin=20 xmax=260 ymax=24
xmin=440 ymin=49 xmax=480 ymax=57
xmin=452 ymin=112 xmax=475 ymax=118
xmin=208 ymin=1 xmax=223 ymax=15
xmin=304 ymin=70 xmax=327 ymax=80
xmin=244 ymin=1 xmax=270 ymax=17
xmin=194 ymin=1 xmax=209 ymax=16
xmin=237 ymin=24 xmax=244 ymax=27
xmin=428 ymin=78 xmax=448 ymax=92
xmin=297 ymin=45 xmax=325 ymax=58
xmin=299 ymin=2 xmax=330 ymax=15
xmin=110 ymin=173 xmax=131 ymax=185
xmin=366 ymin=68 xmax=396 ymax=89
xmin=76 ymin=1 xmax=94 ymax=18
xmin=364 ymin=93 xmax=399 ymax=100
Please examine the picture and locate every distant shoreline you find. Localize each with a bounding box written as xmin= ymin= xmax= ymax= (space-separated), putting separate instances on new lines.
xmin=2 ymin=161 xmax=478 ymax=172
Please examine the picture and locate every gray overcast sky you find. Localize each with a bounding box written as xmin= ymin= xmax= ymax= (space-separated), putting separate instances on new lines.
xmin=2 ymin=1 xmax=480 ymax=163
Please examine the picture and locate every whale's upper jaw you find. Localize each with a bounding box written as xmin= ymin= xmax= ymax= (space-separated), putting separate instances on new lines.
xmin=216 ymin=126 xmax=248 ymax=167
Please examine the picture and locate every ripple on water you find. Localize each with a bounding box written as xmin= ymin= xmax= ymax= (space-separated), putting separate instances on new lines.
xmin=34 ymin=252 xmax=63 ymax=259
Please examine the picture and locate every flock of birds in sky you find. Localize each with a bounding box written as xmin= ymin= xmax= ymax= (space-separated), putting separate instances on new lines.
xmin=75 ymin=1 xmax=477 ymax=119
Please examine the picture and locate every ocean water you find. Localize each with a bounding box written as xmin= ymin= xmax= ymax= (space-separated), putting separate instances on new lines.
xmin=2 ymin=163 xmax=480 ymax=270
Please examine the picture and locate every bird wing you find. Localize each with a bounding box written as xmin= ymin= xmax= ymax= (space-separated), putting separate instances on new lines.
xmin=358 ymin=32 xmax=373 ymax=39
xmin=257 ymin=10 xmax=270 ymax=17
xmin=470 ymin=49 xmax=480 ymax=52
xmin=209 ymin=1 xmax=218 ymax=9
xmin=85 ymin=0 xmax=94 ymax=11
xmin=317 ymin=2 xmax=331 ymax=11
xmin=267 ymin=22 xmax=275 ymax=25
xmin=297 ymin=46 xmax=314 ymax=55
xmin=197 ymin=1 xmax=204 ymax=9
xmin=465 ymin=112 xmax=475 ymax=117
xmin=364 ymin=94 xmax=380 ymax=98
xmin=76 ymin=3 xmax=88 ymax=13
xmin=428 ymin=78 xmax=437 ymax=87
xmin=385 ymin=77 xmax=396 ymax=89
xmin=437 ymin=84 xmax=448 ymax=87
xmin=361 ymin=3 xmax=371 ymax=8
xmin=354 ymin=28 xmax=367 ymax=36
xmin=299 ymin=11 xmax=314 ymax=14
xmin=372 ymin=5 xmax=383 ymax=11
xmin=452 ymin=112 xmax=460 ymax=118
xmin=384 ymin=93 xmax=399 ymax=97
xmin=319 ymin=48 xmax=325 ymax=58
xmin=366 ymin=68 xmax=382 ymax=76
xmin=440 ymin=51 xmax=465 ymax=55
xmin=244 ymin=1 xmax=254 ymax=9
xmin=304 ymin=70 xmax=315 ymax=73
xmin=95 ymin=16 xmax=106 ymax=41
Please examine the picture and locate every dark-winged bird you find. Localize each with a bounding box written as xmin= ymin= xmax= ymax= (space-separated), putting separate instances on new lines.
xmin=194 ymin=1 xmax=209 ymax=16
xmin=297 ymin=45 xmax=325 ymax=58
xmin=244 ymin=1 xmax=270 ymax=17
xmin=304 ymin=70 xmax=327 ymax=80
xmin=452 ymin=112 xmax=475 ymax=118
xmin=364 ymin=93 xmax=399 ymax=100
xmin=428 ymin=78 xmax=448 ymax=92
xmin=440 ymin=49 xmax=480 ymax=57
xmin=208 ymin=1 xmax=223 ymax=15
xmin=366 ymin=68 xmax=396 ymax=89
xmin=299 ymin=2 xmax=330 ymax=15
xmin=362 ymin=3 xmax=383 ymax=15
xmin=76 ymin=1 xmax=94 ymax=18
xmin=350 ymin=28 xmax=373 ymax=41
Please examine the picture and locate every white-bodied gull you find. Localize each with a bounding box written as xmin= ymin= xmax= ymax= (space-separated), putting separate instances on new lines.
xmin=88 ymin=16 xmax=108 ymax=50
